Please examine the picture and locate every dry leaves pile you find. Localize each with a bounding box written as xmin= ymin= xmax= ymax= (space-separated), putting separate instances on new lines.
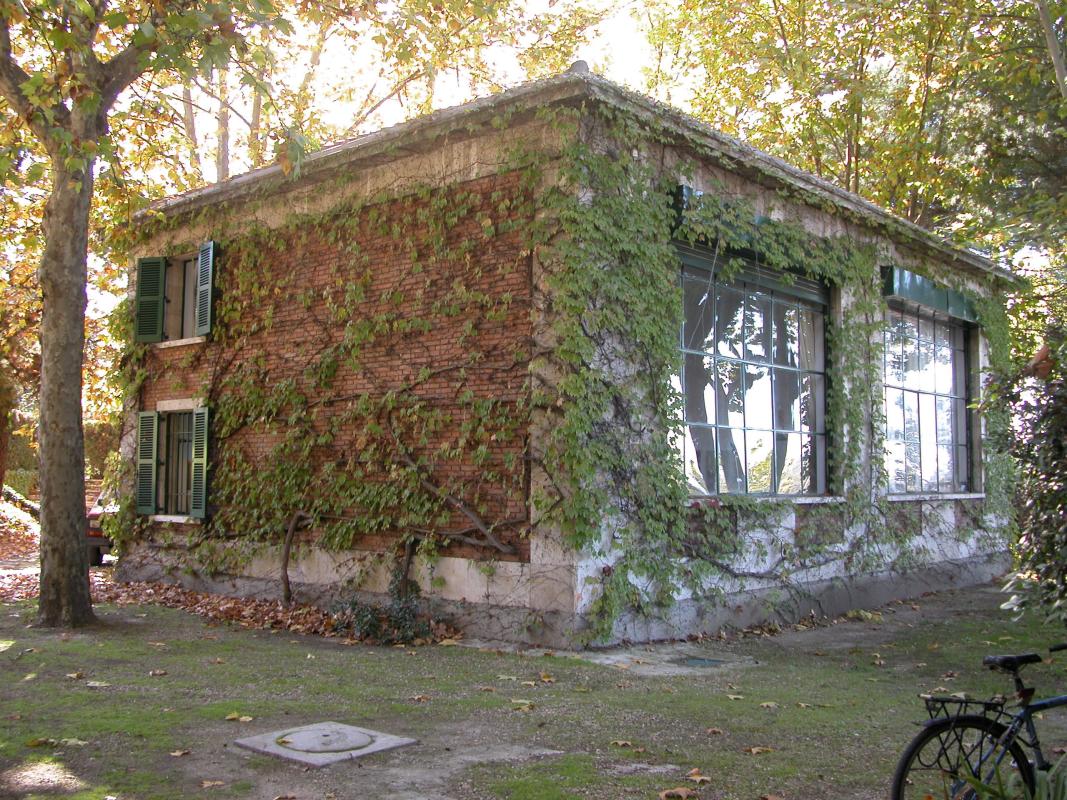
xmin=1 ymin=564 xmax=457 ymax=644
xmin=0 ymin=506 xmax=39 ymax=561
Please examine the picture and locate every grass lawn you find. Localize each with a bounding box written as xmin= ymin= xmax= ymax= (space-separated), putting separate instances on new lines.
xmin=2 ymin=581 xmax=1066 ymax=800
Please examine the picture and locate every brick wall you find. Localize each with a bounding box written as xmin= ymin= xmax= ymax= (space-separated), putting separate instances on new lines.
xmin=140 ymin=171 xmax=535 ymax=562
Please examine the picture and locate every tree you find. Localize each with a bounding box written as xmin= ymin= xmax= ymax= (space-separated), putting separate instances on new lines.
xmin=0 ymin=0 xmax=283 ymax=626
xmin=0 ymin=0 xmax=599 ymax=628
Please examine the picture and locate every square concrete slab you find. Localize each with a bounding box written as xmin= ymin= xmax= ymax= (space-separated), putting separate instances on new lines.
xmin=234 ymin=722 xmax=416 ymax=767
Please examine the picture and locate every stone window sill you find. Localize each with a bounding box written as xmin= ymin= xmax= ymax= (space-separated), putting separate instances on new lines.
xmin=885 ymin=492 xmax=985 ymax=502
xmin=152 ymin=336 xmax=206 ymax=350
xmin=149 ymin=514 xmax=201 ymax=525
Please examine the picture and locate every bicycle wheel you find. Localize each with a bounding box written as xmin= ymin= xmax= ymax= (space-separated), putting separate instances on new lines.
xmin=891 ymin=714 xmax=1035 ymax=800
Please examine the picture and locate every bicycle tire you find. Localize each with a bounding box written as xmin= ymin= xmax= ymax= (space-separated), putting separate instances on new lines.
xmin=891 ymin=714 xmax=1035 ymax=800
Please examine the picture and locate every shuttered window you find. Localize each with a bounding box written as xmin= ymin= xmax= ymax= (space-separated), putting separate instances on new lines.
xmin=135 ymin=407 xmax=210 ymax=518
xmin=134 ymin=242 xmax=215 ymax=343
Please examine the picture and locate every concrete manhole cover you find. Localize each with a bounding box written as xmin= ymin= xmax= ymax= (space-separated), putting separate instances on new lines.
xmin=278 ymin=728 xmax=374 ymax=753
xmin=235 ymin=722 xmax=416 ymax=767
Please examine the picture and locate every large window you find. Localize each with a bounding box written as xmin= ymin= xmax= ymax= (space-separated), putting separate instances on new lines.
xmin=883 ymin=307 xmax=969 ymax=493
xmin=678 ymin=261 xmax=828 ymax=496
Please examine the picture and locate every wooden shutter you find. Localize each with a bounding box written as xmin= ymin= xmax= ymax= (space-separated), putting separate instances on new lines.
xmin=135 ymin=257 xmax=166 ymax=343
xmin=135 ymin=412 xmax=159 ymax=515
xmin=194 ymin=241 xmax=215 ymax=337
xmin=189 ymin=407 xmax=210 ymax=519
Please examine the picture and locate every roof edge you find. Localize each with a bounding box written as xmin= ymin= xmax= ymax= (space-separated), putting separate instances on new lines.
xmin=144 ymin=67 xmax=1018 ymax=286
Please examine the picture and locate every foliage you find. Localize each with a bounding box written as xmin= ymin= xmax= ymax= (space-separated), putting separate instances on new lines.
xmin=1002 ymin=332 xmax=1067 ymax=623
xmin=5 ymin=467 xmax=36 ymax=499
xmin=330 ymin=570 xmax=432 ymax=644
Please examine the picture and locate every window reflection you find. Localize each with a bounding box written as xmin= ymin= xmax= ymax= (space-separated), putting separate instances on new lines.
xmin=882 ymin=306 xmax=969 ymax=493
xmin=679 ymin=265 xmax=827 ymax=496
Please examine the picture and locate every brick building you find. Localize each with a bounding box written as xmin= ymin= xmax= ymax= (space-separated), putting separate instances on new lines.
xmin=117 ymin=66 xmax=1017 ymax=646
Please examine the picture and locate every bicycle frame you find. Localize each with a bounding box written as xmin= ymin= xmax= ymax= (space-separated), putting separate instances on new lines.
xmin=952 ymin=686 xmax=1067 ymax=788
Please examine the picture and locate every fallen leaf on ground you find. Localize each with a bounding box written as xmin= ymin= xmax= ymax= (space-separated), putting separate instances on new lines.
xmin=201 ymin=781 xmax=225 ymax=789
xmin=409 ymin=694 xmax=431 ymax=703
xmin=521 ymin=681 xmax=537 ymax=687
xmin=477 ymin=686 xmax=496 ymax=692
xmin=658 ymin=788 xmax=697 ymax=799
xmin=726 ymin=694 xmax=744 ymax=700
xmin=85 ymin=681 xmax=111 ymax=688
xmin=610 ymin=740 xmax=633 ymax=748
xmin=170 ymin=750 xmax=190 ymax=757
xmin=59 ymin=738 xmax=87 ymax=747
xmin=148 ymin=669 xmax=167 ymax=677
xmin=796 ymin=703 xmax=812 ymax=709
xmin=759 ymin=702 xmax=779 ymax=709
xmin=65 ymin=672 xmax=84 ymax=680
xmin=686 ymin=768 xmax=711 ymax=784
xmin=271 ymin=796 xmax=297 ymax=800
xmin=510 ymin=699 xmax=534 ymax=712
xmin=26 ymin=738 xmax=56 ymax=747
xmin=539 ymin=672 xmax=555 ymax=683
xmin=438 ymin=638 xmax=458 ymax=646
xmin=705 ymin=727 xmax=724 ymax=735
xmin=744 ymin=746 xmax=774 ymax=755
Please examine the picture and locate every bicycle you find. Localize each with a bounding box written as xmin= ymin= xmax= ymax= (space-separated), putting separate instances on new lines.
xmin=892 ymin=643 xmax=1067 ymax=800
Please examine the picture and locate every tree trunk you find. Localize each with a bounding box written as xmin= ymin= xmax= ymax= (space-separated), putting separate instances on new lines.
xmin=1036 ymin=0 xmax=1067 ymax=101
xmin=36 ymin=160 xmax=94 ymax=628
xmin=215 ymin=68 xmax=230 ymax=182
xmin=182 ymin=83 xmax=203 ymax=178
xmin=0 ymin=371 xmax=13 ymax=490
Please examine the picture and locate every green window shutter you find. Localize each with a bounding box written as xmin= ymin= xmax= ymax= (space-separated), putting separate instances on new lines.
xmin=135 ymin=412 xmax=159 ymax=515
xmin=194 ymin=241 xmax=215 ymax=337
xmin=189 ymin=407 xmax=210 ymax=519
xmin=135 ymin=257 xmax=167 ymax=343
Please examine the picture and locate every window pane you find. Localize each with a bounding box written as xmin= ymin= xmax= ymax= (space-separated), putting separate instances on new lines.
xmin=775 ymin=432 xmax=805 ymax=494
xmin=937 ymin=445 xmax=955 ymax=492
xmin=920 ymin=393 xmax=937 ymax=491
xmin=934 ymin=345 xmax=954 ymax=394
xmin=797 ymin=306 xmax=824 ymax=371
xmin=885 ymin=441 xmax=906 ymax=493
xmin=682 ymin=353 xmax=715 ymax=424
xmin=918 ymin=315 xmax=935 ymax=341
xmin=715 ymin=287 xmax=744 ymax=358
xmin=682 ymin=274 xmax=715 ymax=352
xmin=773 ymin=369 xmax=800 ymax=431
xmin=800 ymin=374 xmax=824 ymax=433
xmin=715 ymin=360 xmax=744 ymax=428
xmin=903 ymin=391 xmax=919 ymax=442
xmin=746 ymin=429 xmax=774 ymax=493
xmin=773 ymin=304 xmax=799 ymax=367
xmin=744 ymin=364 xmax=772 ymax=430
xmin=885 ymin=327 xmax=904 ymax=386
xmin=885 ymin=388 xmax=905 ymax=441
xmin=684 ymin=425 xmax=716 ymax=495
xmin=935 ymin=320 xmax=953 ymax=346
xmin=717 ymin=429 xmax=746 ymax=493
xmin=955 ymin=445 xmax=969 ymax=490
xmin=935 ymin=396 xmax=954 ymax=445
xmin=905 ymin=441 xmax=921 ymax=492
xmin=903 ymin=336 xmax=921 ymax=389
xmin=744 ymin=294 xmax=772 ymax=362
